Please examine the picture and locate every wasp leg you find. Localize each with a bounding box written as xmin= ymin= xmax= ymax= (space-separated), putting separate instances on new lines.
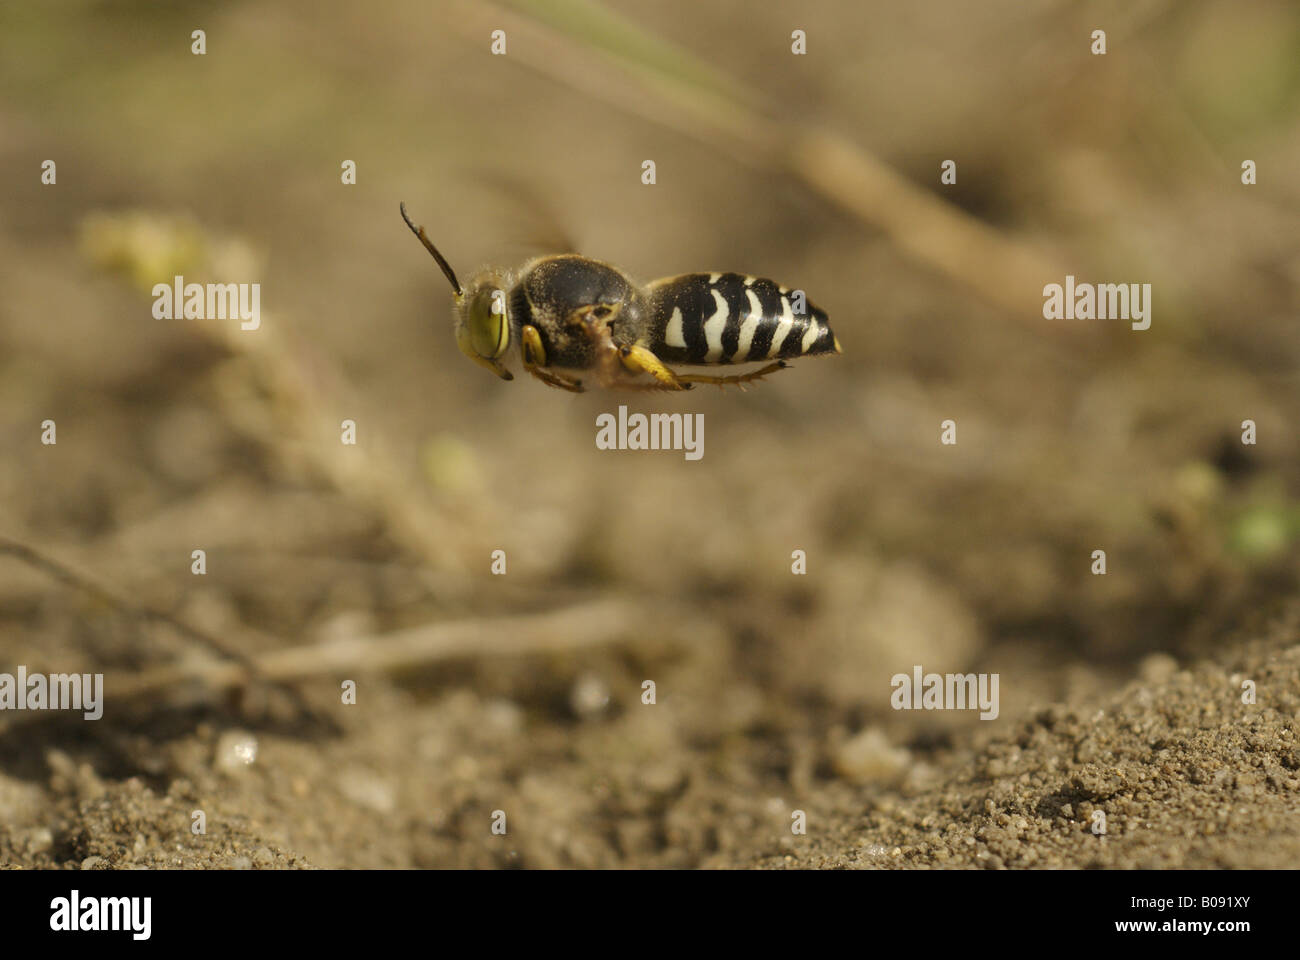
xmin=618 ymin=343 xmax=692 ymax=391
xmin=676 ymin=360 xmax=790 ymax=388
xmin=614 ymin=381 xmax=692 ymax=392
xmin=521 ymin=325 xmax=585 ymax=393
xmin=528 ymin=366 xmax=585 ymax=392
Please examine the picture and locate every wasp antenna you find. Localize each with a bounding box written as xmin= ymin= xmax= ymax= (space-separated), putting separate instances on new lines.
xmin=400 ymin=201 xmax=462 ymax=297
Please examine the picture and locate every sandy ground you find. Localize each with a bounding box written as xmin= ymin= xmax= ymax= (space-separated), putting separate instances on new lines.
xmin=758 ymin=613 xmax=1300 ymax=869
xmin=2 ymin=596 xmax=1297 ymax=870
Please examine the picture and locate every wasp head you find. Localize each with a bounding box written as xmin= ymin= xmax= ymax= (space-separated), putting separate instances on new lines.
xmin=401 ymin=202 xmax=514 ymax=381
xmin=454 ymin=273 xmax=514 ymax=380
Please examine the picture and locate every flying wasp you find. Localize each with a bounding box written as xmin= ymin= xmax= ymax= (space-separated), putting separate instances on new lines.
xmin=400 ymin=202 xmax=841 ymax=393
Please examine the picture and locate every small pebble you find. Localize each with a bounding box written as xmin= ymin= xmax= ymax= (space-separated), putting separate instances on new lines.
xmin=834 ymin=727 xmax=910 ymax=783
xmin=570 ymin=674 xmax=610 ymax=718
xmin=215 ymin=731 xmax=258 ymax=773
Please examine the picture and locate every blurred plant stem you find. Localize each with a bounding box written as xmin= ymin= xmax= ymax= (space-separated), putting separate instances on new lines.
xmin=78 ymin=210 xmax=477 ymax=597
xmin=109 ymin=597 xmax=654 ymax=703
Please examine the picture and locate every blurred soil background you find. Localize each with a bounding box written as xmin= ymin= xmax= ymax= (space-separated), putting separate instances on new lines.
xmin=1 ymin=0 xmax=1299 ymax=868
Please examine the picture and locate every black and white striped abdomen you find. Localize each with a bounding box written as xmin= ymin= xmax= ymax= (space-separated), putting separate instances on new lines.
xmin=644 ymin=272 xmax=838 ymax=365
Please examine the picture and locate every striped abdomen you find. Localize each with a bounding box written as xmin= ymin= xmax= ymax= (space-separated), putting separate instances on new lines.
xmin=644 ymin=272 xmax=838 ymax=365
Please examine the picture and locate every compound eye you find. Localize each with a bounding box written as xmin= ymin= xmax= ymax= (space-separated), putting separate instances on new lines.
xmin=468 ymin=288 xmax=509 ymax=358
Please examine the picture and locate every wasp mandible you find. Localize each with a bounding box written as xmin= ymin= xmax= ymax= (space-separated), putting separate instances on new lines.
xmin=400 ymin=202 xmax=841 ymax=393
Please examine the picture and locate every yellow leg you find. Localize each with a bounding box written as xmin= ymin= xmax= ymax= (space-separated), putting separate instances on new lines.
xmin=614 ymin=381 xmax=694 ymax=392
xmin=676 ymin=360 xmax=789 ymax=388
xmin=618 ymin=343 xmax=691 ymax=391
xmin=521 ymin=325 xmax=585 ymax=393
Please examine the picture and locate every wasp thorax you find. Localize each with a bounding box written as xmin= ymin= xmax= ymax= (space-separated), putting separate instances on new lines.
xmin=518 ymin=256 xmax=644 ymax=369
